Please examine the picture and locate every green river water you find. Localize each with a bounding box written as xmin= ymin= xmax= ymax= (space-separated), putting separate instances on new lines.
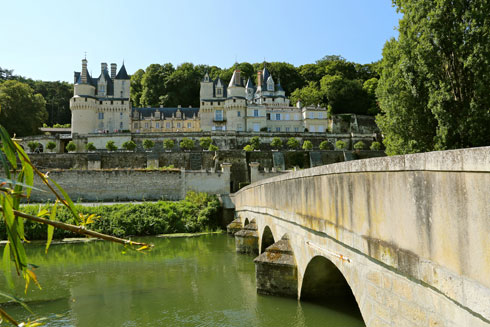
xmin=0 ymin=234 xmax=364 ymax=326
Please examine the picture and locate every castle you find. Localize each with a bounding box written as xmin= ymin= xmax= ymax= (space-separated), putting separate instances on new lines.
xmin=70 ymin=59 xmax=330 ymax=135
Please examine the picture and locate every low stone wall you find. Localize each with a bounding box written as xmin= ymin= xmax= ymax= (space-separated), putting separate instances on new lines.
xmin=28 ymin=167 xmax=231 ymax=202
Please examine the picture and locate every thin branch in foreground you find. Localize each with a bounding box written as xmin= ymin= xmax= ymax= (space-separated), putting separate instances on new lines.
xmin=3 ymin=209 xmax=153 ymax=249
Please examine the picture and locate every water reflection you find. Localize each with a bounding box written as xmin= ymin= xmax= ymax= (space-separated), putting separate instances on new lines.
xmin=0 ymin=235 xmax=364 ymax=326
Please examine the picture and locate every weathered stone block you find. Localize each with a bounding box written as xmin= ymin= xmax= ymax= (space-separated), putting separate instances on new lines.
xmin=226 ymin=218 xmax=242 ymax=235
xmin=234 ymin=222 xmax=258 ymax=254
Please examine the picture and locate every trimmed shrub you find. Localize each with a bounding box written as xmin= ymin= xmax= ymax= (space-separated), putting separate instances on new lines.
xmin=46 ymin=141 xmax=56 ymax=151
xmin=319 ymin=141 xmax=331 ymax=150
xmin=86 ymin=142 xmax=96 ymax=151
xmin=122 ymin=140 xmax=137 ymax=151
xmin=27 ymin=141 xmax=39 ymax=152
xmin=163 ymin=139 xmax=174 ymax=150
xmin=270 ymin=137 xmax=283 ymax=150
xmin=199 ymin=137 xmax=212 ymax=150
xmin=106 ymin=140 xmax=117 ymax=151
xmin=243 ymin=144 xmax=254 ymax=152
xmin=66 ymin=141 xmax=77 ymax=152
xmin=208 ymin=144 xmax=219 ymax=151
xmin=142 ymin=139 xmax=154 ymax=150
xmin=353 ymin=141 xmax=366 ymax=150
xmin=302 ymin=140 xmax=313 ymax=150
xmin=370 ymin=141 xmax=382 ymax=151
xmin=180 ymin=138 xmax=195 ymax=150
xmin=250 ymin=136 xmax=261 ymax=150
xmin=287 ymin=137 xmax=300 ymax=150
xmin=335 ymin=140 xmax=347 ymax=150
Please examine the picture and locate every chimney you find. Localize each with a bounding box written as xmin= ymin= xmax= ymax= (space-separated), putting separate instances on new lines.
xmin=111 ymin=63 xmax=117 ymax=80
xmin=235 ymin=70 xmax=241 ymax=85
xmin=257 ymin=70 xmax=262 ymax=88
xmin=101 ymin=62 xmax=108 ymax=74
xmin=81 ymin=59 xmax=88 ymax=83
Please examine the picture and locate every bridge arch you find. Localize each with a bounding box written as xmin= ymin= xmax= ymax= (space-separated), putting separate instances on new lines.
xmin=260 ymin=225 xmax=275 ymax=254
xmin=243 ymin=217 xmax=250 ymax=226
xmin=299 ymin=255 xmax=364 ymax=322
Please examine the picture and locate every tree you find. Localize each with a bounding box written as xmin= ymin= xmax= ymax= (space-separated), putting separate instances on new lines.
xmin=46 ymin=141 xmax=56 ymax=152
xmin=140 ymin=63 xmax=175 ymax=107
xmin=142 ymin=139 xmax=154 ymax=150
xmin=290 ymin=82 xmax=326 ymax=107
xmin=106 ymin=140 xmax=117 ymax=151
xmin=302 ymin=140 xmax=313 ymax=150
xmin=287 ymin=137 xmax=300 ymax=150
xmin=353 ymin=141 xmax=366 ymax=150
xmin=130 ymin=69 xmax=145 ymax=107
xmin=320 ymin=75 xmax=370 ymax=115
xmin=363 ymin=78 xmax=379 ymax=115
xmin=66 ymin=141 xmax=77 ymax=152
xmin=86 ymin=142 xmax=96 ymax=151
xmin=270 ymin=137 xmax=283 ymax=150
xmin=319 ymin=140 xmax=332 ymax=150
xmin=335 ymin=140 xmax=346 ymax=150
xmin=250 ymin=136 xmax=260 ymax=150
xmin=122 ymin=140 xmax=137 ymax=151
xmin=163 ymin=139 xmax=174 ymax=150
xmin=199 ymin=137 xmax=212 ymax=150
xmin=0 ymin=80 xmax=48 ymax=136
xmin=180 ymin=138 xmax=195 ymax=150
xmin=376 ymin=0 xmax=490 ymax=154
xmin=370 ymin=141 xmax=382 ymax=151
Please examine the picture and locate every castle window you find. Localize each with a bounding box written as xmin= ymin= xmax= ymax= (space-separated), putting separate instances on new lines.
xmin=218 ymin=102 xmax=220 ymax=105
xmin=237 ymin=111 xmax=241 ymax=117
xmin=120 ymin=112 xmax=123 ymax=118
xmin=202 ymin=102 xmax=204 ymax=105
xmin=98 ymin=112 xmax=104 ymax=119
xmin=156 ymin=122 xmax=160 ymax=128
xmin=177 ymin=123 xmax=181 ymax=128
xmin=309 ymin=112 xmax=314 ymax=119
xmin=294 ymin=127 xmax=299 ymax=132
xmin=211 ymin=102 xmax=213 ymax=105
xmin=318 ymin=112 xmax=323 ymax=119
xmin=111 ymin=101 xmax=113 ymax=105
xmin=215 ymin=110 xmax=223 ymax=121
xmin=285 ymin=114 xmax=290 ymax=120
xmin=275 ymin=113 xmax=281 ymax=120
xmin=99 ymin=101 xmax=102 ymax=104
xmin=121 ymin=100 xmax=124 ymax=105
xmin=145 ymin=123 xmax=149 ymax=128
xmin=134 ymin=123 xmax=138 ymax=129
xmin=233 ymin=99 xmax=236 ymax=103
xmin=318 ymin=126 xmax=324 ymax=132
xmin=286 ymin=127 xmax=290 ymax=132
xmin=166 ymin=122 xmax=171 ymax=128
xmin=253 ymin=109 xmax=259 ymax=117
xmin=276 ymin=127 xmax=281 ymax=132
xmin=120 ymin=122 xmax=123 ymax=129
xmin=217 ymin=88 xmax=222 ymax=96
xmin=187 ymin=122 xmax=191 ymax=128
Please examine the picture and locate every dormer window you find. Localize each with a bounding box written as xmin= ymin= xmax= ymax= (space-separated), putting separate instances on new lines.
xmin=217 ymin=88 xmax=222 ymax=96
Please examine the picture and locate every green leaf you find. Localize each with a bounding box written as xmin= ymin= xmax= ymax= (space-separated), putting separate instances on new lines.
xmin=0 ymin=178 xmax=44 ymax=192
xmin=0 ymin=289 xmax=33 ymax=314
xmin=2 ymin=195 xmax=15 ymax=229
xmin=16 ymin=144 xmax=34 ymax=197
xmin=45 ymin=201 xmax=58 ymax=254
xmin=2 ymin=243 xmax=14 ymax=289
xmin=0 ymin=125 xmax=17 ymax=170
xmin=0 ymin=148 xmax=11 ymax=180
xmin=49 ymin=177 xmax=79 ymax=221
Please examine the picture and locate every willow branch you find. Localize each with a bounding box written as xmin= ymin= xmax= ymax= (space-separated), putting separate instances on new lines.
xmin=4 ymin=209 xmax=153 ymax=249
xmin=0 ymin=308 xmax=19 ymax=326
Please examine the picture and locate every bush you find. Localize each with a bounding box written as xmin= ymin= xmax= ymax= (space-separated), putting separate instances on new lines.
xmin=66 ymin=141 xmax=76 ymax=152
xmin=319 ymin=141 xmax=332 ymax=150
xmin=163 ymin=139 xmax=174 ymax=150
xmin=106 ymin=140 xmax=118 ymax=151
xmin=180 ymin=138 xmax=195 ymax=150
xmin=27 ymin=141 xmax=39 ymax=152
xmin=46 ymin=141 xmax=56 ymax=151
xmin=270 ymin=137 xmax=282 ymax=149
xmin=199 ymin=137 xmax=212 ymax=150
xmin=370 ymin=141 xmax=382 ymax=151
xmin=353 ymin=141 xmax=366 ymax=150
xmin=0 ymin=192 xmax=222 ymax=239
xmin=287 ymin=137 xmax=300 ymax=150
xmin=302 ymin=140 xmax=313 ymax=150
xmin=335 ymin=140 xmax=347 ymax=150
xmin=208 ymin=144 xmax=219 ymax=151
xmin=243 ymin=144 xmax=254 ymax=152
xmin=122 ymin=140 xmax=137 ymax=151
xmin=86 ymin=142 xmax=96 ymax=151
xmin=250 ymin=136 xmax=260 ymax=150
xmin=143 ymin=139 xmax=154 ymax=150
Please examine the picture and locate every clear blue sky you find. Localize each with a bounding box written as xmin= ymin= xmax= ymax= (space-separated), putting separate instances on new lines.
xmin=0 ymin=0 xmax=400 ymax=82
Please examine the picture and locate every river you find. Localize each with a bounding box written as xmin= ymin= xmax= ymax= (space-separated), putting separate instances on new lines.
xmin=0 ymin=234 xmax=364 ymax=326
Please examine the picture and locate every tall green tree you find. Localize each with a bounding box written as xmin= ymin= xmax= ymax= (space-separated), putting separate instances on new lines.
xmin=141 ymin=63 xmax=175 ymax=107
xmin=130 ymin=69 xmax=145 ymax=107
xmin=0 ymin=80 xmax=48 ymax=136
xmin=377 ymin=0 xmax=490 ymax=154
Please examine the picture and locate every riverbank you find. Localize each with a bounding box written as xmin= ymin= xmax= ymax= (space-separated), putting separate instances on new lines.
xmin=1 ymin=192 xmax=222 ymax=240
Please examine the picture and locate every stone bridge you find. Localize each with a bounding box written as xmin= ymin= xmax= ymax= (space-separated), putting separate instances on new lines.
xmin=227 ymin=147 xmax=490 ymax=327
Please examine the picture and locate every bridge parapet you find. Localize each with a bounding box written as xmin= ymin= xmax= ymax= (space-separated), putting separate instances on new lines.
xmin=234 ymin=147 xmax=490 ymax=326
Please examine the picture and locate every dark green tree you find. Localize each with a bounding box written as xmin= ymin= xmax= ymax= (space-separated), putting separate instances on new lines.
xmin=0 ymin=80 xmax=48 ymax=136
xmin=130 ymin=69 xmax=145 ymax=107
xmin=141 ymin=63 xmax=175 ymax=107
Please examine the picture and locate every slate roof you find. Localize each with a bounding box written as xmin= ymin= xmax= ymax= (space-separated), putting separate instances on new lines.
xmin=245 ymin=77 xmax=255 ymax=90
xmin=115 ymin=63 xmax=130 ymax=79
xmin=132 ymin=107 xmax=200 ymax=119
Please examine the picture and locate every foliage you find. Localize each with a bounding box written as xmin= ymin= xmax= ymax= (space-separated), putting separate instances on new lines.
xmin=270 ymin=137 xmax=282 ymax=150
xmin=179 ymin=138 xmax=195 ymax=150
xmin=250 ymin=136 xmax=260 ymax=150
xmin=163 ymin=139 xmax=174 ymax=150
xmin=290 ymin=82 xmax=325 ymax=107
xmin=46 ymin=141 xmax=56 ymax=151
xmin=370 ymin=141 xmax=382 ymax=151
xmin=86 ymin=142 xmax=96 ymax=151
xmin=142 ymin=139 xmax=154 ymax=150
xmin=208 ymin=144 xmax=219 ymax=151
xmin=335 ymin=140 xmax=347 ymax=150
xmin=243 ymin=144 xmax=254 ymax=152
xmin=199 ymin=137 xmax=212 ymax=150
xmin=105 ymin=140 xmax=117 ymax=152
xmin=353 ymin=141 xmax=366 ymax=150
xmin=302 ymin=140 xmax=313 ymax=150
xmin=66 ymin=141 xmax=76 ymax=152
xmin=376 ymin=0 xmax=490 ymax=155
xmin=122 ymin=140 xmax=137 ymax=151
xmin=287 ymin=137 xmax=300 ymax=150
xmin=0 ymin=80 xmax=48 ymax=136
xmin=27 ymin=141 xmax=39 ymax=152
xmin=319 ymin=140 xmax=332 ymax=150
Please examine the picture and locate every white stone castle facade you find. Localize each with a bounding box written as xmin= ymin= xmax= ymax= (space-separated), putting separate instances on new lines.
xmin=70 ymin=59 xmax=330 ymax=135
